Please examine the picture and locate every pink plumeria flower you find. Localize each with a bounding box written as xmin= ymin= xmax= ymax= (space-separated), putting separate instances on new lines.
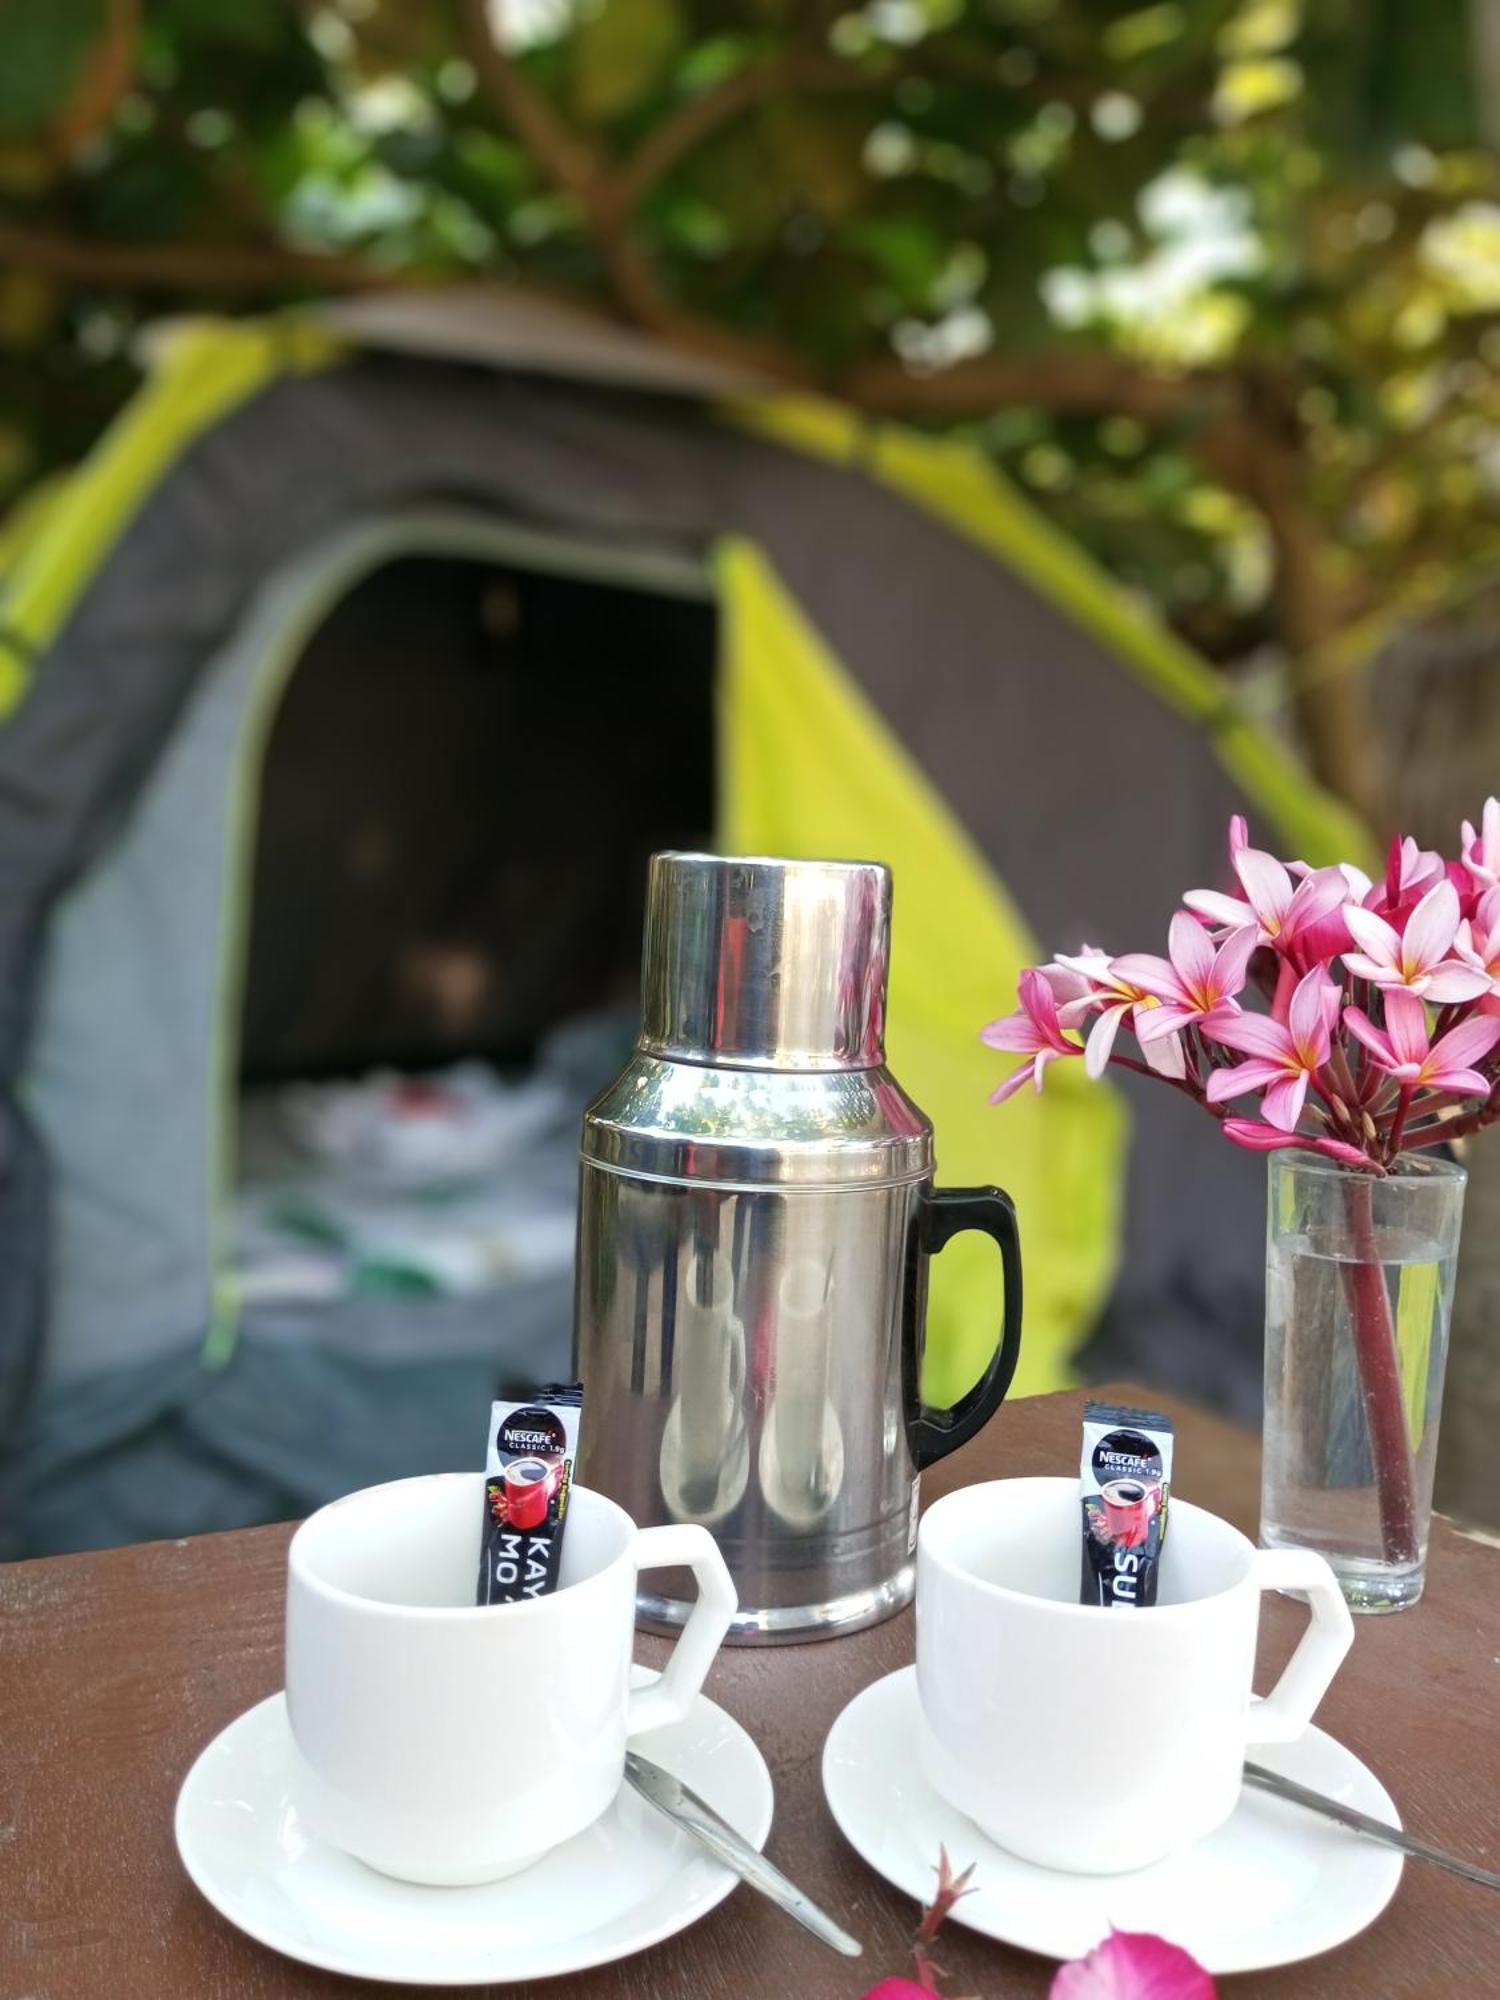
xmin=1366 ymin=831 xmax=1467 ymax=924
xmin=1336 ymin=860 xmax=1374 ymax=901
xmin=1035 ymin=952 xmax=1101 ymax=1010
xmin=1203 ymin=967 xmax=1340 ymax=1131
xmin=1050 ymin=948 xmax=1187 ymax=1080
xmin=1341 ymin=878 xmax=1490 ymax=1003
xmin=1112 ymin=914 xmax=1257 ymax=1047
xmin=1296 ymin=857 xmax=1373 ymax=902
xmin=1220 ymin=1119 xmax=1373 ymax=1168
xmin=1051 ymin=1929 xmax=1214 ymax=1999
xmin=1344 ymin=988 xmax=1500 ymax=1097
xmin=1455 ymin=885 xmax=1500 ymax=999
xmin=1184 ymin=843 xmax=1350 ymax=970
xmin=1287 ymin=857 xmax=1373 ymax=903
xmin=981 ymin=967 xmax=1081 ymax=1102
xmin=1461 ymin=796 xmax=1500 ymax=893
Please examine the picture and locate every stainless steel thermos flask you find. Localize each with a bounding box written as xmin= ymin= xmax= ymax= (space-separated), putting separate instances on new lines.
xmin=573 ymin=853 xmax=1022 ymax=1641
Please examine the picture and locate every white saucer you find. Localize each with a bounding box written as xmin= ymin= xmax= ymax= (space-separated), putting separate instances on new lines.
xmin=176 ymin=1672 xmax=773 ymax=1986
xmin=822 ymin=1666 xmax=1402 ymax=1975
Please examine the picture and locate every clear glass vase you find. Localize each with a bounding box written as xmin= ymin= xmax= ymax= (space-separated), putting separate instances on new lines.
xmin=1261 ymin=1150 xmax=1466 ymax=1613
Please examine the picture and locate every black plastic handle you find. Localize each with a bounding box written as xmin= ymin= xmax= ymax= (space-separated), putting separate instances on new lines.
xmin=905 ymin=1185 xmax=1023 ymax=1471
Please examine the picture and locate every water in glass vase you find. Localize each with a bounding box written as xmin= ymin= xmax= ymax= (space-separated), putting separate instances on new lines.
xmin=1261 ymin=1153 xmax=1466 ymax=1613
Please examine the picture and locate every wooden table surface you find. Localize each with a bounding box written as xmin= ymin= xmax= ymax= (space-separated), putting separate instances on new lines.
xmin=3 ymin=1386 xmax=1497 ymax=1999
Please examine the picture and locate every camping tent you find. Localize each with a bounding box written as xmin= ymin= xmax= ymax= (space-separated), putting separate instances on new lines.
xmin=0 ymin=291 xmax=1368 ymax=1555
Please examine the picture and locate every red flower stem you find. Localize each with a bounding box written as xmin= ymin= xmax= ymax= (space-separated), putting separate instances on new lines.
xmin=1341 ymin=1170 xmax=1419 ymax=1567
xmin=1402 ymin=1085 xmax=1500 ymax=1147
xmin=1309 ymin=1074 xmax=1362 ymax=1144
xmin=1329 ymin=1045 xmax=1362 ymax=1117
xmin=1350 ymin=981 xmax=1378 ymax=1102
xmin=1106 ymin=1052 xmax=1224 ymax=1113
xmin=1385 ymin=1085 xmax=1415 ymax=1164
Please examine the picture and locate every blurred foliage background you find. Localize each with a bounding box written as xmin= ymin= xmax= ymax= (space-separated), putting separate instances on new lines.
xmin=1 ymin=0 xmax=1498 ymax=824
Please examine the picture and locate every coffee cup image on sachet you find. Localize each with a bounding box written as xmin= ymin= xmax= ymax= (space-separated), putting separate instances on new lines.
xmin=1099 ymin=1476 xmax=1157 ymax=1547
xmin=284 ymin=1472 xmax=737 ymax=1886
xmin=915 ymin=1477 xmax=1354 ymax=1875
xmin=498 ymin=1455 xmax=556 ymax=1531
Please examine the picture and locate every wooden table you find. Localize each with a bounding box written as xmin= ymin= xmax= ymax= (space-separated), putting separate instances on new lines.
xmin=3 ymin=1386 xmax=1497 ymax=1998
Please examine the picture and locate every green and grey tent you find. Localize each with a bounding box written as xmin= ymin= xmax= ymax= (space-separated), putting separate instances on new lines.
xmin=0 ymin=291 xmax=1368 ymax=1554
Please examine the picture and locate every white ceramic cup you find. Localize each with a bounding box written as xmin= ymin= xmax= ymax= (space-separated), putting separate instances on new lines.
xmin=285 ymin=1473 xmax=737 ymax=1885
xmin=917 ymin=1476 xmax=1354 ymax=1874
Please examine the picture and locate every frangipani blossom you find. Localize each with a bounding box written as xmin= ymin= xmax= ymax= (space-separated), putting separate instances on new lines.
xmin=1113 ymin=914 xmax=1256 ymax=1045
xmin=1293 ymin=858 xmax=1374 ymax=902
xmin=1051 ymin=948 xmax=1187 ymax=1081
xmin=1049 ymin=1928 xmax=1214 ymax=2000
xmin=1203 ymin=968 xmax=1339 ymax=1131
xmin=1366 ymin=831 xmax=1473 ymax=924
xmin=984 ymin=804 xmax=1500 ymax=1180
xmin=1036 ymin=953 xmax=1099 ymax=1009
xmin=1462 ymin=796 xmax=1500 ymax=892
xmin=1456 ymin=885 xmax=1500 ymax=999
xmin=1184 ymin=845 xmax=1349 ymax=970
xmin=981 ymin=967 xmax=1081 ymax=1103
xmin=1220 ymin=1119 xmax=1371 ymax=1167
xmin=1344 ymin=989 xmax=1500 ymax=1097
xmin=1342 ymin=879 xmax=1490 ymax=1003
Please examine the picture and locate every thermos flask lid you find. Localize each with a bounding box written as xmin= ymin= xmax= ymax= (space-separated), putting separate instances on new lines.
xmin=638 ymin=853 xmax=891 ymax=1071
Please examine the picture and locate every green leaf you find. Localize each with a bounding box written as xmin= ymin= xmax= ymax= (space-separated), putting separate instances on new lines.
xmin=676 ymin=34 xmax=765 ymax=93
xmin=153 ymin=0 xmax=291 ymax=53
xmin=1103 ymin=4 xmax=1189 ymax=64
xmin=0 ymin=0 xmax=106 ymax=135
xmin=848 ymin=215 xmax=950 ymax=303
xmin=571 ymin=0 xmax=686 ymax=123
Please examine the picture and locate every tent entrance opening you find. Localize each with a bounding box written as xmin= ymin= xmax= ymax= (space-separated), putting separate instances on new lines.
xmin=232 ymin=549 xmax=716 ymax=1323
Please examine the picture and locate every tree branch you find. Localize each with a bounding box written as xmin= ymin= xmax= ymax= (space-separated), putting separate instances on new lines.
xmin=454 ymin=0 xmax=1241 ymax=454
xmin=460 ymin=0 xmax=815 ymax=382
xmin=0 ymin=221 xmax=402 ymax=295
xmin=614 ymin=50 xmax=897 ymax=215
xmin=54 ymin=0 xmax=140 ymax=153
xmin=1202 ymin=386 xmax=1387 ymax=824
xmin=592 ymin=232 xmax=812 ymax=379
xmin=846 ymin=349 xmax=1220 ymax=425
xmin=458 ymin=0 xmax=601 ymax=203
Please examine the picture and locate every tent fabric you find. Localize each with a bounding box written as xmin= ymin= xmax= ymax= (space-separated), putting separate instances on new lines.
xmin=0 ymin=320 xmax=341 ymax=716
xmin=0 ymin=307 xmax=1369 ymax=1552
xmin=717 ymin=537 xmax=1123 ymax=1405
xmin=730 ymin=399 xmax=1378 ymax=876
xmin=315 ymin=285 xmax=769 ymax=401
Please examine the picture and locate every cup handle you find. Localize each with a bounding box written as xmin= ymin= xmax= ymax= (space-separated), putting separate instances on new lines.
xmin=624 ymin=1523 xmax=738 ymax=1737
xmin=1243 ymin=1547 xmax=1354 ymax=1746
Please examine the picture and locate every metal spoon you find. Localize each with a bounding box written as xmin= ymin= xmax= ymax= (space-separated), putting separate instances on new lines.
xmin=1244 ymin=1762 xmax=1500 ymax=1890
xmin=624 ymin=1751 xmax=863 ymax=1956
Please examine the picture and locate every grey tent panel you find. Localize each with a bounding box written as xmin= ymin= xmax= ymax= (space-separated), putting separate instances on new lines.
xmin=24 ymin=582 xmax=265 ymax=1388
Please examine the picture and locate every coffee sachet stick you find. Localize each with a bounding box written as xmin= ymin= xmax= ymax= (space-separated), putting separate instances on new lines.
xmin=1079 ymin=1401 xmax=1174 ymax=1609
xmin=477 ymin=1383 xmax=584 ymax=1606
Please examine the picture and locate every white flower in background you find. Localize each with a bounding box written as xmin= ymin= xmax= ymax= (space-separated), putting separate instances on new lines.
xmin=1041 ymin=169 xmax=1263 ymax=366
xmin=1420 ymin=203 xmax=1500 ymax=314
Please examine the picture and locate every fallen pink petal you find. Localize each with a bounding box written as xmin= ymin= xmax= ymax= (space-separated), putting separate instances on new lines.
xmin=1049 ymin=1929 xmax=1216 ymax=1999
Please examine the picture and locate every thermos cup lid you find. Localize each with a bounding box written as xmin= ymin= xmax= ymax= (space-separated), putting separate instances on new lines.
xmin=638 ymin=853 xmax=891 ymax=1070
